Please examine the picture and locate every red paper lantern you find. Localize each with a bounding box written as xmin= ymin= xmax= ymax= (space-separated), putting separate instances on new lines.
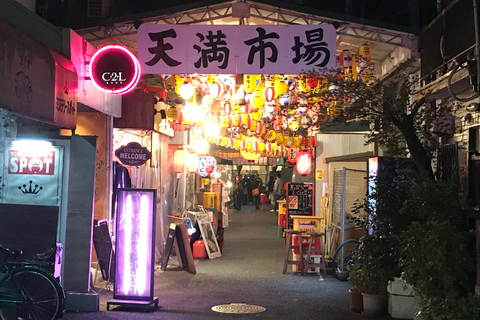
xmin=173 ymin=149 xmax=185 ymax=173
xmin=296 ymin=151 xmax=312 ymax=176
xmin=263 ymin=87 xmax=275 ymax=102
xmin=210 ymin=82 xmax=222 ymax=98
xmin=223 ymin=102 xmax=232 ymax=115
xmin=288 ymin=147 xmax=297 ymax=164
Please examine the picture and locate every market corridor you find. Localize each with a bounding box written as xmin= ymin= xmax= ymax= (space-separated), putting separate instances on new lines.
xmin=65 ymin=206 xmax=390 ymax=320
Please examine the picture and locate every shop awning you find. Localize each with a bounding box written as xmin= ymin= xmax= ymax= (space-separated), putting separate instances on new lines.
xmin=0 ymin=20 xmax=77 ymax=129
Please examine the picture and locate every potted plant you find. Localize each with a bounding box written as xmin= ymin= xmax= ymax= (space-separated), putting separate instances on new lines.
xmin=348 ymin=235 xmax=390 ymax=316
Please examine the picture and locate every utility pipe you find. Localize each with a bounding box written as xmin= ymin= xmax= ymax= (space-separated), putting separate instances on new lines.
xmin=474 ymin=0 xmax=480 ymax=93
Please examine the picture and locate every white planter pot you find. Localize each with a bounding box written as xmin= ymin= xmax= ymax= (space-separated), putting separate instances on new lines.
xmin=362 ymin=292 xmax=387 ymax=316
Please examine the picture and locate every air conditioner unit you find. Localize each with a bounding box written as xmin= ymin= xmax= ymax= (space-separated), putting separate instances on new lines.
xmin=87 ymin=0 xmax=110 ymax=18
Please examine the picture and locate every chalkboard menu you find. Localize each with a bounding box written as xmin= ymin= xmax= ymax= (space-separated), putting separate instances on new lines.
xmin=286 ymin=182 xmax=314 ymax=229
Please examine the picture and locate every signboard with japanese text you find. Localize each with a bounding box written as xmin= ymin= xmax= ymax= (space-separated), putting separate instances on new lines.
xmin=286 ymin=182 xmax=314 ymax=229
xmin=138 ymin=24 xmax=336 ymax=74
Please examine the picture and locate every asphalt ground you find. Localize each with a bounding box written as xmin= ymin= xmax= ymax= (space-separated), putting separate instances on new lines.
xmin=63 ymin=205 xmax=393 ymax=320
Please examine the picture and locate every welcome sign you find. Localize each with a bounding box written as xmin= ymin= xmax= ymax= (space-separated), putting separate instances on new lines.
xmin=138 ymin=24 xmax=336 ymax=74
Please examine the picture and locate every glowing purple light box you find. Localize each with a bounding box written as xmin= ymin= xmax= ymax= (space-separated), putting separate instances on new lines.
xmin=113 ymin=188 xmax=156 ymax=302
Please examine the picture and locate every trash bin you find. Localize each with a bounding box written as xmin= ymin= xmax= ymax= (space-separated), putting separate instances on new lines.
xmin=387 ymin=277 xmax=415 ymax=319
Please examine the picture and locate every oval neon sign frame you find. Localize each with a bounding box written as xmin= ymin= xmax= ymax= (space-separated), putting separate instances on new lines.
xmin=90 ymin=45 xmax=141 ymax=95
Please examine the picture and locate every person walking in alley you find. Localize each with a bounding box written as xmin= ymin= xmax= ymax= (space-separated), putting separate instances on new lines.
xmin=233 ymin=175 xmax=243 ymax=211
xmin=271 ymin=172 xmax=284 ymax=212
xmin=251 ymin=174 xmax=262 ymax=210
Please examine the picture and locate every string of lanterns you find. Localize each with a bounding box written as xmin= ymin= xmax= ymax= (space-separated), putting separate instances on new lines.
xmin=163 ymin=44 xmax=372 ymax=162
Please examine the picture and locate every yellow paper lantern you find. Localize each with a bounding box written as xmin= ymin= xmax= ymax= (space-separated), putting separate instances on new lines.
xmin=283 ymin=136 xmax=291 ymax=147
xmin=272 ymin=143 xmax=279 ymax=151
xmin=258 ymin=142 xmax=266 ymax=153
xmin=166 ymin=107 xmax=179 ymax=121
xmin=249 ymin=120 xmax=257 ymax=131
xmin=233 ymin=139 xmax=241 ymax=149
xmin=276 ymin=132 xmax=284 ymax=144
xmin=221 ymin=116 xmax=229 ymax=128
xmin=251 ymin=111 xmax=261 ymax=121
xmin=220 ymin=137 xmax=228 ymax=147
xmin=202 ymin=178 xmax=210 ymax=185
xmin=293 ymin=136 xmax=302 ymax=147
xmin=251 ymin=92 xmax=265 ymax=110
xmin=267 ymin=130 xmax=276 ymax=141
xmin=289 ymin=120 xmax=299 ymax=131
xmin=275 ymin=81 xmax=288 ymax=96
xmin=231 ymin=115 xmax=240 ymax=126
xmin=359 ymin=44 xmax=371 ymax=58
xmin=243 ymin=74 xmax=259 ymax=94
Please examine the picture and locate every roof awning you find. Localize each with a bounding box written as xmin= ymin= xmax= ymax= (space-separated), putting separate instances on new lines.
xmin=0 ymin=20 xmax=77 ymax=129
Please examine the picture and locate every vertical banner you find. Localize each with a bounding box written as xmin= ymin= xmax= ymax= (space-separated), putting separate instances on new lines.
xmin=3 ymin=145 xmax=63 ymax=206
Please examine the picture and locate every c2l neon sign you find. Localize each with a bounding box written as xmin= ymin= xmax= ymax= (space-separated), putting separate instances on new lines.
xmin=90 ymin=45 xmax=141 ymax=95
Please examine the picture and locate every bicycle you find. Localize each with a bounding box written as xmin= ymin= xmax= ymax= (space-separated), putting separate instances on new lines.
xmin=331 ymin=238 xmax=362 ymax=281
xmin=0 ymin=244 xmax=65 ymax=320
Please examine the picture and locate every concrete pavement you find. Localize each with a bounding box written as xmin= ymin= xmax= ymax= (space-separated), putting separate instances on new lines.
xmin=63 ymin=205 xmax=392 ymax=320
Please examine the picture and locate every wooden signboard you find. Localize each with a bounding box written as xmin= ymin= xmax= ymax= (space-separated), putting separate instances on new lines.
xmin=161 ymin=216 xmax=196 ymax=274
xmin=286 ymin=182 xmax=314 ymax=229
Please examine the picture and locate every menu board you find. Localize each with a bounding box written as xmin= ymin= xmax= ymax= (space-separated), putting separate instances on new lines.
xmin=286 ymin=182 xmax=314 ymax=229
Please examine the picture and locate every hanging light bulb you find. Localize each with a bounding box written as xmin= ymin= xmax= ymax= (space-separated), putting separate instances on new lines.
xmin=179 ymin=81 xmax=195 ymax=100
xmin=194 ymin=139 xmax=210 ymax=154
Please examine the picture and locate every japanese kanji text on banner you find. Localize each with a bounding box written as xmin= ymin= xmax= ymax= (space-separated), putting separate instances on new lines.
xmin=138 ymin=25 xmax=336 ymax=74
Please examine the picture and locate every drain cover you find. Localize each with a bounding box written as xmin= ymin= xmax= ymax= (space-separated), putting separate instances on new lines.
xmin=211 ymin=303 xmax=266 ymax=314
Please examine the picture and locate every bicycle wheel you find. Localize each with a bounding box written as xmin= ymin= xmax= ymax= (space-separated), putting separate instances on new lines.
xmin=331 ymin=239 xmax=361 ymax=281
xmin=0 ymin=266 xmax=63 ymax=320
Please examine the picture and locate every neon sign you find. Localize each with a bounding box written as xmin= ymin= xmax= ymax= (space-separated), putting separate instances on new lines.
xmin=90 ymin=45 xmax=141 ymax=95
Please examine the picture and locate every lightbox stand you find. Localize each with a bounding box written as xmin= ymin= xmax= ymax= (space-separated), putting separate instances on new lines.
xmin=107 ymin=188 xmax=158 ymax=311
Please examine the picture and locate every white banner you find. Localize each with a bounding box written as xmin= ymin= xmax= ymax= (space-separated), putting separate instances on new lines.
xmin=138 ymin=24 xmax=336 ymax=74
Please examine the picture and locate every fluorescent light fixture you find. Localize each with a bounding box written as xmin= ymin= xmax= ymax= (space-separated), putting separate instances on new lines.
xmin=12 ymin=140 xmax=52 ymax=149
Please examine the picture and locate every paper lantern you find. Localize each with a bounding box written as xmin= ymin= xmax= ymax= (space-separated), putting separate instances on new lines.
xmin=173 ymin=149 xmax=185 ymax=173
xmin=306 ymin=76 xmax=318 ymax=89
xmin=244 ymin=74 xmax=259 ymax=94
xmin=275 ymin=81 xmax=288 ymax=96
xmin=210 ymin=82 xmax=222 ymax=98
xmin=198 ymin=156 xmax=217 ymax=177
xmin=288 ymin=147 xmax=297 ymax=164
xmin=179 ymin=81 xmax=195 ymax=100
xmin=251 ymin=93 xmax=265 ymax=110
xmin=263 ymin=87 xmax=275 ymax=102
xmin=267 ymin=130 xmax=276 ymax=141
xmin=210 ymin=100 xmax=222 ymax=115
xmin=276 ymin=132 xmax=284 ymax=144
xmin=223 ymin=102 xmax=232 ymax=115
xmin=167 ymin=107 xmax=179 ymax=121
xmin=296 ymin=151 xmax=312 ymax=175
xmin=265 ymin=142 xmax=272 ymax=152
xmin=339 ymin=50 xmax=352 ymax=68
xmin=289 ymin=120 xmax=299 ymax=131
xmin=293 ymin=136 xmax=302 ymax=147
xmin=258 ymin=142 xmax=266 ymax=153
xmin=186 ymin=153 xmax=198 ymax=173
xmin=251 ymin=111 xmax=261 ymax=121
xmin=231 ymin=115 xmax=240 ymax=126
xmin=202 ymin=178 xmax=210 ymax=185
xmin=359 ymin=44 xmax=371 ymax=60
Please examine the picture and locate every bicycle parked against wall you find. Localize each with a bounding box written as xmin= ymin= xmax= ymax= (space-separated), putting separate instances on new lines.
xmin=331 ymin=238 xmax=362 ymax=281
xmin=0 ymin=244 xmax=65 ymax=320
